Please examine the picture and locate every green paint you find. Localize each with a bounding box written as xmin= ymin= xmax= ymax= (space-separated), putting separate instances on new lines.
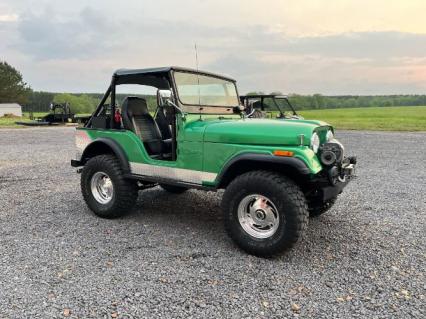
xmin=78 ymin=112 xmax=330 ymax=185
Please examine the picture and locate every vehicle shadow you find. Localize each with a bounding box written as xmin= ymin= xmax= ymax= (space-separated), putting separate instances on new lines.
xmin=130 ymin=187 xmax=223 ymax=220
xmin=121 ymin=187 xmax=366 ymax=261
xmin=122 ymin=187 xmax=231 ymax=251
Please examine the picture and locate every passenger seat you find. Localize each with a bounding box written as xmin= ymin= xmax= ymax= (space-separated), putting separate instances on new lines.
xmin=121 ymin=96 xmax=172 ymax=158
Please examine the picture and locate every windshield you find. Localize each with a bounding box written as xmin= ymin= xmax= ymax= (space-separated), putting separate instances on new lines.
xmin=248 ymin=97 xmax=297 ymax=115
xmin=174 ymin=72 xmax=239 ymax=107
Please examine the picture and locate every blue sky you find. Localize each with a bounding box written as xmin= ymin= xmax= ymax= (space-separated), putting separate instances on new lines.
xmin=1 ymin=0 xmax=426 ymax=94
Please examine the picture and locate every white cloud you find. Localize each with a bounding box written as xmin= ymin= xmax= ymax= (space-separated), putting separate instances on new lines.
xmin=0 ymin=14 xmax=18 ymax=22
xmin=2 ymin=0 xmax=426 ymax=94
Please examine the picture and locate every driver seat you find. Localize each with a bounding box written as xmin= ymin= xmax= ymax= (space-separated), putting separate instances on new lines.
xmin=122 ymin=96 xmax=171 ymax=158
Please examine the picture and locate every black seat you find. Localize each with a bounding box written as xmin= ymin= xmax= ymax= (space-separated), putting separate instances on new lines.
xmin=122 ymin=96 xmax=171 ymax=158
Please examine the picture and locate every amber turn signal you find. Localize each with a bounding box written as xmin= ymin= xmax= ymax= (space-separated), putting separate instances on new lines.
xmin=273 ymin=150 xmax=294 ymax=157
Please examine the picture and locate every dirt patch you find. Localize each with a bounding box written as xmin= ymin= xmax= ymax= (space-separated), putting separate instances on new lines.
xmin=1 ymin=113 xmax=21 ymax=119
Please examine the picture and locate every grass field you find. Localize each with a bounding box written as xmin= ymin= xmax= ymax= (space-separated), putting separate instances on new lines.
xmin=1 ymin=107 xmax=425 ymax=131
xmin=0 ymin=117 xmax=31 ymax=128
xmin=299 ymin=106 xmax=426 ymax=131
xmin=0 ymin=112 xmax=48 ymax=128
xmin=0 ymin=112 xmax=86 ymax=128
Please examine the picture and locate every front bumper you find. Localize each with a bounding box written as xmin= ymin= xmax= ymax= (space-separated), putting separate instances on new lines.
xmin=319 ymin=177 xmax=349 ymax=202
xmin=310 ymin=156 xmax=356 ymax=202
xmin=71 ymin=159 xmax=82 ymax=167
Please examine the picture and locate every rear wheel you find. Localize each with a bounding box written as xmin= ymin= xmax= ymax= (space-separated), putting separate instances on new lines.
xmin=159 ymin=184 xmax=188 ymax=194
xmin=81 ymin=155 xmax=138 ymax=218
xmin=222 ymin=170 xmax=308 ymax=257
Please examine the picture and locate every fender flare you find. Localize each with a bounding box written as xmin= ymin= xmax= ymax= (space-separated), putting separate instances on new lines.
xmin=81 ymin=137 xmax=131 ymax=173
xmin=216 ymin=153 xmax=312 ymax=187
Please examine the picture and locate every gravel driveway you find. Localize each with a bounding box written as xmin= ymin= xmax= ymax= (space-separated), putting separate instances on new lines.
xmin=0 ymin=127 xmax=424 ymax=318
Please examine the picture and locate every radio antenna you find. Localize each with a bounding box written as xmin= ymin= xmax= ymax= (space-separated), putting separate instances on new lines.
xmin=195 ymin=43 xmax=201 ymax=109
xmin=195 ymin=42 xmax=200 ymax=72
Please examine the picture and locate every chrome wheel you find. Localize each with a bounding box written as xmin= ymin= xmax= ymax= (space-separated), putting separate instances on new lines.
xmin=90 ymin=172 xmax=114 ymax=204
xmin=237 ymin=194 xmax=279 ymax=239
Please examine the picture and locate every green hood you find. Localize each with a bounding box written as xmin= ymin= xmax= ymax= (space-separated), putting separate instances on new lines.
xmin=184 ymin=118 xmax=331 ymax=146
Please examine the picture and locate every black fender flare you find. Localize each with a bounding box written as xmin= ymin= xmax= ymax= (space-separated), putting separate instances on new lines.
xmin=81 ymin=137 xmax=131 ymax=173
xmin=216 ymin=153 xmax=312 ymax=188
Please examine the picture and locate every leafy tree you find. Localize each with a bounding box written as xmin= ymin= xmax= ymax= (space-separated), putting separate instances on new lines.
xmin=53 ymin=93 xmax=98 ymax=114
xmin=24 ymin=91 xmax=55 ymax=112
xmin=0 ymin=61 xmax=32 ymax=104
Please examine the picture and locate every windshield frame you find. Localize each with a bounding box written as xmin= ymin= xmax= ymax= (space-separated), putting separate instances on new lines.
xmin=241 ymin=95 xmax=298 ymax=117
xmin=172 ymin=70 xmax=240 ymax=114
xmin=272 ymin=96 xmax=297 ymax=116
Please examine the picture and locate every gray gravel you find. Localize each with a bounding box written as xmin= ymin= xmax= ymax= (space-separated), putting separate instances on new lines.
xmin=0 ymin=127 xmax=425 ymax=319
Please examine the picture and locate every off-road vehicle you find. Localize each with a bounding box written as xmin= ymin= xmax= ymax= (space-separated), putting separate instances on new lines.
xmin=71 ymin=66 xmax=356 ymax=257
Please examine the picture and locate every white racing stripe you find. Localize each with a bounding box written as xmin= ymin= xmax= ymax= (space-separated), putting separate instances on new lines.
xmin=130 ymin=162 xmax=217 ymax=185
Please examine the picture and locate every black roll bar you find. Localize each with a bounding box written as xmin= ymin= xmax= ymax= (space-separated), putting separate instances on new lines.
xmin=85 ymin=84 xmax=112 ymax=128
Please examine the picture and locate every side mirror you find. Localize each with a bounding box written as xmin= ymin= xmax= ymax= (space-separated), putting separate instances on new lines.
xmin=157 ymin=89 xmax=173 ymax=107
xmin=157 ymin=89 xmax=186 ymax=120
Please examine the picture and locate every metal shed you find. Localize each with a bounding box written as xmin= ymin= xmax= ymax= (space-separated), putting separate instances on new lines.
xmin=0 ymin=103 xmax=23 ymax=117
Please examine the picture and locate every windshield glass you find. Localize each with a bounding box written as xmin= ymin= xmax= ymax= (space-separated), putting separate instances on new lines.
xmin=174 ymin=72 xmax=239 ymax=107
xmin=262 ymin=97 xmax=290 ymax=112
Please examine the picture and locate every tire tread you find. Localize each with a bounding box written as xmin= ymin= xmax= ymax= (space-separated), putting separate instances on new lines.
xmin=81 ymin=154 xmax=138 ymax=218
xmin=222 ymin=170 xmax=308 ymax=256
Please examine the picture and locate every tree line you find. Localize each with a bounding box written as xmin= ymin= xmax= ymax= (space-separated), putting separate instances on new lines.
xmin=287 ymin=93 xmax=426 ymax=110
xmin=21 ymin=92 xmax=158 ymax=114
xmin=24 ymin=91 xmax=426 ymax=114
xmin=2 ymin=61 xmax=426 ymax=115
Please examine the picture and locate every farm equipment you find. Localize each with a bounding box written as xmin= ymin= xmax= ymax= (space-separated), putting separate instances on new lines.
xmin=16 ymin=102 xmax=90 ymax=126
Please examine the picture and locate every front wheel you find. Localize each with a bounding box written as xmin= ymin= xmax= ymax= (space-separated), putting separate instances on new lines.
xmin=81 ymin=155 xmax=138 ymax=218
xmin=222 ymin=170 xmax=308 ymax=257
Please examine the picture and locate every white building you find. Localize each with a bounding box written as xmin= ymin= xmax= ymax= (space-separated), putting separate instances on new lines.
xmin=0 ymin=103 xmax=23 ymax=117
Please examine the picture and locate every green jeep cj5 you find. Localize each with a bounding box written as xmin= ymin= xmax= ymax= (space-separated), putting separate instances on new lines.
xmin=71 ymin=67 xmax=356 ymax=257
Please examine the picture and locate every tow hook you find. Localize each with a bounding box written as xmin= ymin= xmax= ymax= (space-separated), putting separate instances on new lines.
xmin=328 ymin=156 xmax=357 ymax=185
xmin=342 ymin=164 xmax=355 ymax=179
xmin=341 ymin=157 xmax=356 ymax=180
xmin=76 ymin=168 xmax=83 ymax=174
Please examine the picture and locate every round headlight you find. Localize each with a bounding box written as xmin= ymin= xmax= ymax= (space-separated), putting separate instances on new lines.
xmin=310 ymin=132 xmax=320 ymax=153
xmin=326 ymin=130 xmax=334 ymax=141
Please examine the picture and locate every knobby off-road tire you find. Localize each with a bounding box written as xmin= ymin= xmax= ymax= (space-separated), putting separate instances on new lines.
xmin=222 ymin=170 xmax=309 ymax=257
xmin=81 ymin=155 xmax=138 ymax=218
xmin=159 ymin=184 xmax=188 ymax=194
xmin=308 ymin=196 xmax=338 ymax=217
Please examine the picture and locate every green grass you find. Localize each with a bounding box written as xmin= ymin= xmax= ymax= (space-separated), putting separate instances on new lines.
xmin=0 ymin=112 xmax=83 ymax=128
xmin=22 ymin=112 xmax=49 ymax=117
xmin=2 ymin=106 xmax=426 ymax=131
xmin=0 ymin=112 xmax=51 ymax=128
xmin=299 ymin=106 xmax=426 ymax=131
xmin=0 ymin=116 xmax=32 ymax=128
